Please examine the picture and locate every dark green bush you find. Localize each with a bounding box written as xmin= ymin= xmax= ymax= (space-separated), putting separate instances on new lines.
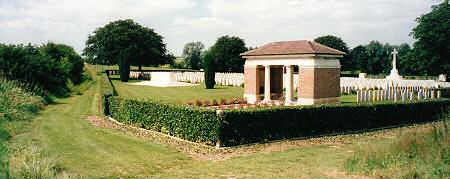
xmin=203 ymin=50 xmax=215 ymax=89
xmin=220 ymin=100 xmax=450 ymax=146
xmin=108 ymin=96 xmax=221 ymax=143
xmin=118 ymin=51 xmax=130 ymax=82
xmin=39 ymin=43 xmax=84 ymax=84
xmin=0 ymin=43 xmax=83 ymax=96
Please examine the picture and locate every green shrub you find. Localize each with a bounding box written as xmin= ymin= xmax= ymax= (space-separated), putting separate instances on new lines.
xmin=0 ymin=78 xmax=45 ymax=122
xmin=39 ymin=43 xmax=84 ymax=84
xmin=219 ymin=100 xmax=450 ymax=146
xmin=0 ymin=43 xmax=83 ymax=96
xmin=203 ymin=50 xmax=215 ymax=89
xmin=118 ymin=51 xmax=130 ymax=82
xmin=108 ymin=96 xmax=221 ymax=144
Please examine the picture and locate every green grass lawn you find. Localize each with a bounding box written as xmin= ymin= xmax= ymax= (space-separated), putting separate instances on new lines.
xmin=111 ymin=79 xmax=245 ymax=103
xmin=341 ymin=94 xmax=357 ymax=103
xmin=112 ymin=79 xmax=357 ymax=104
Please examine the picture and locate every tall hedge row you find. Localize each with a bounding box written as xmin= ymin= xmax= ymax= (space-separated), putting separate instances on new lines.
xmin=220 ymin=100 xmax=450 ymax=146
xmin=108 ymin=96 xmax=221 ymax=143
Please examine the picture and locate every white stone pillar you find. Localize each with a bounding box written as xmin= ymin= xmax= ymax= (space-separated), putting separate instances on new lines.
xmin=264 ymin=65 xmax=271 ymax=102
xmin=285 ymin=65 xmax=294 ymax=105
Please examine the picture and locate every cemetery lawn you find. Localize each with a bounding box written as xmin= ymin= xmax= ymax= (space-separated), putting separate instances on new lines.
xmin=111 ymin=79 xmax=358 ymax=103
xmin=111 ymin=79 xmax=245 ymax=103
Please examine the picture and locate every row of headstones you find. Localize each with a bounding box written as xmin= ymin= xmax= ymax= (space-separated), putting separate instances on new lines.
xmin=175 ymin=72 xmax=244 ymax=86
xmin=341 ymin=85 xmax=435 ymax=95
xmin=172 ymin=72 xmax=450 ymax=90
xmin=356 ymin=88 xmax=445 ymax=103
xmin=129 ymin=71 xmax=152 ymax=79
xmin=340 ymin=77 xmax=450 ymax=92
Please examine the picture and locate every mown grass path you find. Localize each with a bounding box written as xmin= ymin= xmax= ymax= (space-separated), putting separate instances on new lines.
xmin=18 ymin=84 xmax=362 ymax=178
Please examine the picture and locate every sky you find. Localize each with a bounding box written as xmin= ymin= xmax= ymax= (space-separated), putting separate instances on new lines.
xmin=0 ymin=0 xmax=442 ymax=56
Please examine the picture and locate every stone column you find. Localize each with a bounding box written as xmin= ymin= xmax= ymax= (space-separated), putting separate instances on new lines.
xmin=285 ymin=65 xmax=294 ymax=105
xmin=264 ymin=65 xmax=271 ymax=102
xmin=243 ymin=65 xmax=260 ymax=104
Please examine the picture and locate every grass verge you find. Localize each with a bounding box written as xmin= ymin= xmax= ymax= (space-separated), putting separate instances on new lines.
xmin=345 ymin=113 xmax=450 ymax=178
xmin=0 ymin=77 xmax=45 ymax=177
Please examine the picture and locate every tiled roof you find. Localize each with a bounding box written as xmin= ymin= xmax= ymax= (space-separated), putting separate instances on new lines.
xmin=241 ymin=40 xmax=345 ymax=56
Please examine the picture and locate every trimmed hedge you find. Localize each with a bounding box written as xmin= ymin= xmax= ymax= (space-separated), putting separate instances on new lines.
xmin=220 ymin=100 xmax=450 ymax=146
xmin=105 ymin=93 xmax=449 ymax=146
xmin=108 ymin=96 xmax=221 ymax=143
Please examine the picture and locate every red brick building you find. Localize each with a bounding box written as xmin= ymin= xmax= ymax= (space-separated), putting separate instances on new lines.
xmin=240 ymin=40 xmax=345 ymax=105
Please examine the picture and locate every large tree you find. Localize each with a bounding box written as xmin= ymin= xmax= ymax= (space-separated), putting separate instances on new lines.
xmin=182 ymin=42 xmax=204 ymax=70
xmin=365 ymin=41 xmax=394 ymax=75
xmin=209 ymin=36 xmax=247 ymax=72
xmin=314 ymin=35 xmax=353 ymax=71
xmin=83 ymin=19 xmax=171 ymax=71
xmin=349 ymin=45 xmax=369 ymax=72
xmin=411 ymin=0 xmax=450 ymax=76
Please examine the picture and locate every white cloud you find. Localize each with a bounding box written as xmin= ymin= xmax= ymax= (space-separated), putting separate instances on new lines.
xmin=0 ymin=0 xmax=441 ymax=56
xmin=0 ymin=0 xmax=197 ymax=53
xmin=205 ymin=0 xmax=438 ymax=48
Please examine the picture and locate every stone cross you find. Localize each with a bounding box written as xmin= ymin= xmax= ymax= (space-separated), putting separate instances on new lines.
xmin=391 ymin=49 xmax=398 ymax=71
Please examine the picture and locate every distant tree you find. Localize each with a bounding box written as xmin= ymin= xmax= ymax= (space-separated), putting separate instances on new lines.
xmin=182 ymin=42 xmax=204 ymax=70
xmin=314 ymin=35 xmax=353 ymax=71
xmin=395 ymin=43 xmax=417 ymax=75
xmin=411 ymin=0 xmax=450 ymax=75
xmin=349 ymin=45 xmax=369 ymax=72
xmin=83 ymin=19 xmax=172 ymax=72
xmin=203 ymin=49 xmax=216 ymax=89
xmin=364 ymin=41 xmax=394 ymax=75
xmin=39 ymin=43 xmax=84 ymax=84
xmin=210 ymin=36 xmax=247 ymax=72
